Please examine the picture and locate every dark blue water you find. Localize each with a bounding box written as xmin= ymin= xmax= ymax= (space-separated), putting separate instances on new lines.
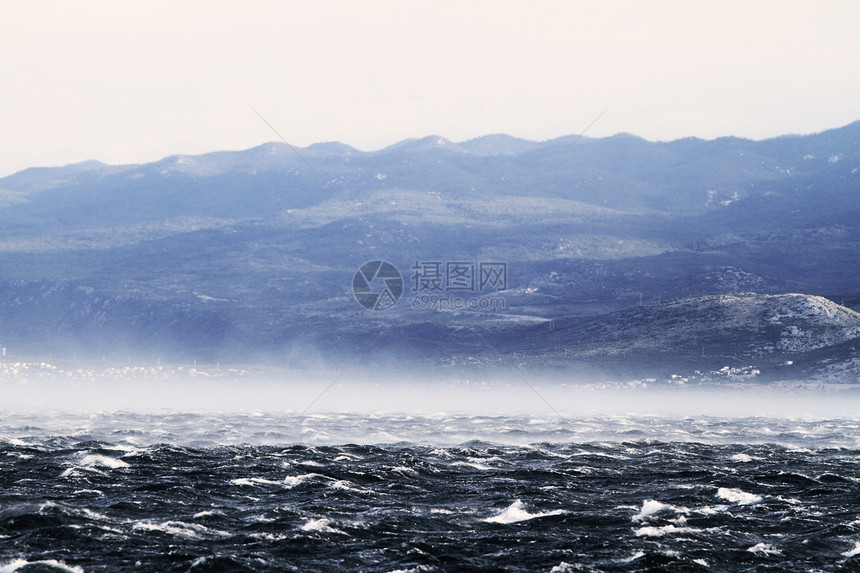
xmin=3 ymin=413 xmax=860 ymax=572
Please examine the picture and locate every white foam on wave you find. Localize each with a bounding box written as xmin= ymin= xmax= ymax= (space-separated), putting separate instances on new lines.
xmin=60 ymin=453 xmax=130 ymax=478
xmin=301 ymin=518 xmax=345 ymax=534
xmin=390 ymin=465 xmax=418 ymax=475
xmin=549 ymin=562 xmax=581 ymax=572
xmin=192 ymin=510 xmax=219 ymax=518
xmin=620 ymin=551 xmax=645 ymax=563
xmin=283 ymin=473 xmax=317 ymax=487
xmin=843 ymin=541 xmax=860 ymax=558
xmin=451 ymin=460 xmax=492 ymax=471
xmin=484 ymin=499 xmax=565 ymax=524
xmin=78 ymin=507 xmax=110 ymax=522
xmin=0 ymin=560 xmax=85 ymax=573
xmin=102 ymin=443 xmax=142 ymax=456
xmin=80 ymin=453 xmax=129 ymax=469
xmin=229 ymin=477 xmax=284 ymax=488
xmin=731 ymin=453 xmax=754 ymax=462
xmin=634 ymin=500 xmax=671 ymax=520
xmin=330 ymin=480 xmax=375 ymax=494
xmin=385 ymin=565 xmax=436 ymax=573
xmin=132 ymin=520 xmax=229 ymax=539
xmin=633 ymin=499 xmax=691 ymax=522
xmin=249 ymin=532 xmax=290 ymax=541
xmin=717 ymin=487 xmax=762 ymax=505
xmin=748 ymin=542 xmax=782 ymax=556
xmin=634 ymin=524 xmax=701 ymax=537
xmin=31 ymin=501 xmax=110 ymax=525
xmin=230 ymin=473 xmax=316 ymax=489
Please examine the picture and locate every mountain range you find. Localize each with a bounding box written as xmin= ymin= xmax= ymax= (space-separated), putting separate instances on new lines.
xmin=0 ymin=122 xmax=858 ymax=384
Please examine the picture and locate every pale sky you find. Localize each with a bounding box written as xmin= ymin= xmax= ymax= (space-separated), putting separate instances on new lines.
xmin=2 ymin=0 xmax=859 ymax=177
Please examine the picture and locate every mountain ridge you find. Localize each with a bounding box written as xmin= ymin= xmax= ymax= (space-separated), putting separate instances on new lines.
xmin=4 ymin=119 xmax=860 ymax=183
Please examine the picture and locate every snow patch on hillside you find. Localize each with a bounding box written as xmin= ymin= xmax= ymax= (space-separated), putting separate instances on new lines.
xmin=766 ymin=294 xmax=860 ymax=326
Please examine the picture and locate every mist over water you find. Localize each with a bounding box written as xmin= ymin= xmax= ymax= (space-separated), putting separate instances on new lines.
xmin=4 ymin=367 xmax=860 ymax=447
xmin=3 ymin=371 xmax=859 ymax=414
xmin=5 ymin=365 xmax=860 ymax=572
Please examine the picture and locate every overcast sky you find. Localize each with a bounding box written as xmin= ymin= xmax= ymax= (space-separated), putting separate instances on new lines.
xmin=2 ymin=0 xmax=858 ymax=177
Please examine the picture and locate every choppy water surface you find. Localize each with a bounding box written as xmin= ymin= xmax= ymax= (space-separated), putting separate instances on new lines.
xmin=3 ymin=413 xmax=860 ymax=572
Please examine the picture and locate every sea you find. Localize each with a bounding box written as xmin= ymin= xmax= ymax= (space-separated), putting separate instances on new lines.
xmin=3 ymin=381 xmax=860 ymax=572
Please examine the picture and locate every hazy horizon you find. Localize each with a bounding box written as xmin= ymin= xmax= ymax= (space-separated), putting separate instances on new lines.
xmin=3 ymin=1 xmax=859 ymax=177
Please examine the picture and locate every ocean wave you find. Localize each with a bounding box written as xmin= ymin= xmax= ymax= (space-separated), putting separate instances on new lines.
xmin=0 ymin=560 xmax=84 ymax=573
xmin=484 ymin=500 xmax=566 ymax=524
xmin=3 ymin=414 xmax=860 ymax=571
xmin=131 ymin=520 xmax=230 ymax=539
xmin=716 ymin=487 xmax=763 ymax=505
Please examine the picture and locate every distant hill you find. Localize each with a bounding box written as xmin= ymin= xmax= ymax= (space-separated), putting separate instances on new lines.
xmin=486 ymin=293 xmax=860 ymax=379
xmin=0 ymin=122 xmax=858 ymax=382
